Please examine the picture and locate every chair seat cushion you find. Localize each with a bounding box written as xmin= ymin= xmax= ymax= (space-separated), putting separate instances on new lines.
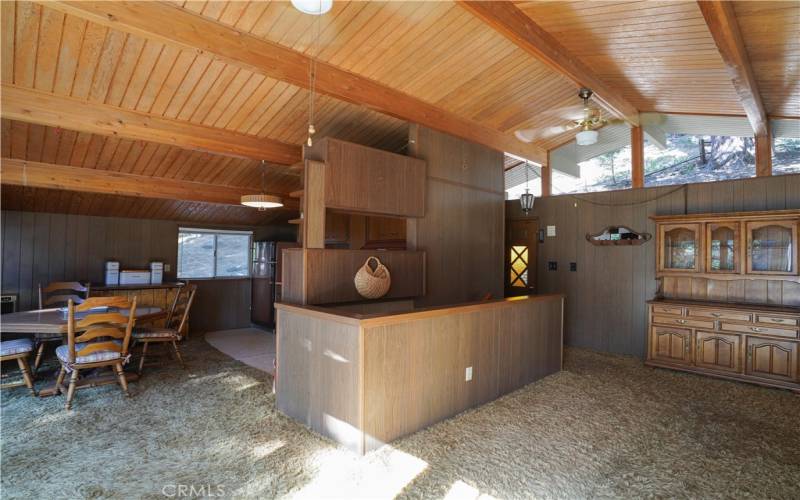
xmin=0 ymin=338 xmax=34 ymax=356
xmin=132 ymin=327 xmax=180 ymax=340
xmin=56 ymin=341 xmax=122 ymax=365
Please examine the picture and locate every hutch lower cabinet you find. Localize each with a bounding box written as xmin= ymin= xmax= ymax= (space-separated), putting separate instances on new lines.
xmin=648 ymin=210 xmax=800 ymax=392
xmin=647 ymin=300 xmax=799 ymax=391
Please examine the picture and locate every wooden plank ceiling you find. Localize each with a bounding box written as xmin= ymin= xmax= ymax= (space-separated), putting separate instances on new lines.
xmin=1 ymin=1 xmax=798 ymax=224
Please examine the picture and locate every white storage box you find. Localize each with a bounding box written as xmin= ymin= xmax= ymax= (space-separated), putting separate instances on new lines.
xmin=119 ymin=270 xmax=151 ymax=285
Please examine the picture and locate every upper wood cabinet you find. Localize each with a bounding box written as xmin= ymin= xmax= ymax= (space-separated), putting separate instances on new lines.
xmin=305 ymin=138 xmax=426 ymax=218
xmin=658 ymin=223 xmax=701 ymax=273
xmin=746 ymin=221 xmax=798 ymax=275
xmin=652 ymin=210 xmax=800 ymax=279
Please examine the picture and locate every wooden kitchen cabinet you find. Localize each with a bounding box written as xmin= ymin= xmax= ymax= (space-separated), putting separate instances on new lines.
xmin=746 ymin=220 xmax=798 ymax=275
xmin=658 ymin=223 xmax=701 ymax=273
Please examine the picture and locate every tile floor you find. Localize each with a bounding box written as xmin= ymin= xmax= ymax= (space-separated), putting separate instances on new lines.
xmin=204 ymin=327 xmax=275 ymax=375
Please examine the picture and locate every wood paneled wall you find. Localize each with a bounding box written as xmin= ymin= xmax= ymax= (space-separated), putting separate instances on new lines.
xmin=0 ymin=210 xmax=266 ymax=332
xmin=507 ymin=173 xmax=800 ymax=359
xmin=407 ymin=125 xmax=505 ymax=306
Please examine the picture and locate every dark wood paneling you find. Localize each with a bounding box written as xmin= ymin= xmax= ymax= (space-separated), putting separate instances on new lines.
xmin=513 ymin=174 xmax=800 ymax=359
xmin=408 ymin=125 xmax=505 ymax=306
xmin=0 ymin=210 xmax=267 ymax=332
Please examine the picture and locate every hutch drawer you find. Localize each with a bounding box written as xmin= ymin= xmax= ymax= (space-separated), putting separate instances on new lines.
xmin=651 ymin=304 xmax=684 ymax=316
xmin=652 ymin=315 xmax=714 ymax=330
xmin=756 ymin=315 xmax=799 ymax=327
xmin=686 ymin=308 xmax=752 ymax=322
xmin=720 ymin=322 xmax=798 ymax=339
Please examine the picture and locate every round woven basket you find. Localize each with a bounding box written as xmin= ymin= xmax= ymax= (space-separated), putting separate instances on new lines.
xmin=354 ymin=256 xmax=391 ymax=299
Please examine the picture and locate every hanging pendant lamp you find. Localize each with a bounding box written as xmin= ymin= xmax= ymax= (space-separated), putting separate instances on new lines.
xmin=241 ymin=161 xmax=283 ymax=211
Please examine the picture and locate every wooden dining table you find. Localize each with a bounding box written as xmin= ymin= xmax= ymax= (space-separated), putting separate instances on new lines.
xmin=0 ymin=306 xmax=165 ymax=335
xmin=0 ymin=306 xmax=166 ymax=397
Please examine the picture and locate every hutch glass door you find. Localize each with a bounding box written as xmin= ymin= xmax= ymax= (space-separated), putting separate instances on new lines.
xmin=747 ymin=221 xmax=797 ymax=275
xmin=660 ymin=224 xmax=700 ymax=272
xmin=707 ymin=222 xmax=739 ymax=273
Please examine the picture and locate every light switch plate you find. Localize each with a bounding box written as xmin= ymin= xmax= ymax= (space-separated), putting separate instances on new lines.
xmin=164 ymin=264 xmax=171 ymax=272
xmin=465 ymin=366 xmax=473 ymax=381
xmin=547 ymin=225 xmax=556 ymax=237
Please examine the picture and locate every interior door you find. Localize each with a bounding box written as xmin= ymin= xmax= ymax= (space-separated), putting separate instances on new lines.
xmin=506 ymin=219 xmax=538 ymax=297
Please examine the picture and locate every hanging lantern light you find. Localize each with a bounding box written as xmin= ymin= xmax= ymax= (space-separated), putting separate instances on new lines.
xmin=519 ymin=161 xmax=535 ymax=214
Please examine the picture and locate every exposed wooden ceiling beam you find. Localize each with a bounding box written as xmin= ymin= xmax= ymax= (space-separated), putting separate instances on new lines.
xmin=457 ymin=1 xmax=639 ymax=127
xmin=40 ymin=1 xmax=546 ymax=164
xmin=0 ymin=158 xmax=299 ymax=209
xmin=696 ymin=1 xmax=768 ymax=136
xmin=1 ymin=84 xmax=302 ymax=164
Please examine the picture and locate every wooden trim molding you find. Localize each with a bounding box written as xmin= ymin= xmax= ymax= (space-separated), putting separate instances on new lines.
xmin=1 ymin=84 xmax=301 ymax=164
xmin=697 ymin=1 xmax=768 ymax=136
xmin=42 ymin=1 xmax=546 ymax=164
xmin=0 ymin=158 xmax=298 ymax=208
xmin=458 ymin=1 xmax=639 ymax=126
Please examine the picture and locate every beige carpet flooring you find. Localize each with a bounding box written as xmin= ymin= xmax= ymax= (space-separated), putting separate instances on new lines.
xmin=1 ymin=340 xmax=798 ymax=499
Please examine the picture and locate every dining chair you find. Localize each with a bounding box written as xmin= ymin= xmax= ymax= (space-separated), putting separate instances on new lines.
xmin=133 ymin=284 xmax=197 ymax=375
xmin=34 ymin=281 xmax=91 ymax=373
xmin=0 ymin=339 xmax=37 ymax=396
xmin=54 ymin=296 xmax=136 ymax=410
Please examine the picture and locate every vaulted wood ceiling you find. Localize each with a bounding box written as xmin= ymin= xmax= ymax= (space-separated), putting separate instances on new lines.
xmin=1 ymin=1 xmax=797 ymax=224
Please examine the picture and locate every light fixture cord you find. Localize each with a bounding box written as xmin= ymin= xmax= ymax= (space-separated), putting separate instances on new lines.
xmin=307 ymin=2 xmax=322 ymax=147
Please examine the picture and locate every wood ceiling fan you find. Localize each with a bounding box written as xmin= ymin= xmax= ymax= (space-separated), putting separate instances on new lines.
xmin=515 ymin=88 xmax=622 ymax=145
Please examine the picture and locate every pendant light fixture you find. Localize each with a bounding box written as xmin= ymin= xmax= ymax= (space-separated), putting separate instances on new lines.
xmin=519 ymin=161 xmax=535 ymax=214
xmin=291 ymin=0 xmax=332 ymax=15
xmin=241 ymin=161 xmax=283 ymax=211
xmin=304 ymin=2 xmax=324 ymax=147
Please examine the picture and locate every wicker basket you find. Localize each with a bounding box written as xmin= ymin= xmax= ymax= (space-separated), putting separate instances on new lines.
xmin=354 ymin=256 xmax=391 ymax=299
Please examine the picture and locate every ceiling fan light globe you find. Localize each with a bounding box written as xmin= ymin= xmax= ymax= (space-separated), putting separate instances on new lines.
xmin=514 ymin=129 xmax=537 ymax=143
xmin=575 ymin=129 xmax=599 ymax=146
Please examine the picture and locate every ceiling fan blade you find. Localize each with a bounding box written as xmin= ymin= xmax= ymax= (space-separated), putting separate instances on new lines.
xmin=515 ymin=124 xmax=578 ymax=143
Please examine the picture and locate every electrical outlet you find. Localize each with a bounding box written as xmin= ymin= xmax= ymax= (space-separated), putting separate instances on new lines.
xmin=570 ymin=262 xmax=577 ymax=272
xmin=164 ymin=264 xmax=171 ymax=272
xmin=465 ymin=366 xmax=473 ymax=381
xmin=547 ymin=225 xmax=556 ymax=237
xmin=548 ymin=261 xmax=558 ymax=271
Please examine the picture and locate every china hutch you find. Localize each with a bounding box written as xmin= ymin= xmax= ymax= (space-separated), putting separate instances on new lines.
xmin=648 ymin=210 xmax=800 ymax=392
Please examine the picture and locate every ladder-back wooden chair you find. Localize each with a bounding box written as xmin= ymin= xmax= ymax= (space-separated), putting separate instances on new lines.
xmin=133 ymin=284 xmax=197 ymax=375
xmin=54 ymin=296 xmax=136 ymax=410
xmin=34 ymin=281 xmax=91 ymax=372
xmin=0 ymin=339 xmax=37 ymax=396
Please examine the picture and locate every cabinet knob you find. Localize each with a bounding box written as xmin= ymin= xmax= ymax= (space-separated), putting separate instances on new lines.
xmin=711 ymin=313 xmax=721 ymax=318
xmin=751 ymin=327 xmax=764 ymax=333
xmin=772 ymin=318 xmax=784 ymax=323
xmin=676 ymin=319 xmax=687 ymax=324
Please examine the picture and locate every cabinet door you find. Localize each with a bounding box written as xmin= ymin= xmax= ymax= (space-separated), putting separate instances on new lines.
xmin=363 ymin=216 xmax=406 ymax=249
xmin=658 ymin=223 xmax=701 ymax=272
xmin=746 ymin=221 xmax=798 ymax=275
xmin=706 ymin=222 xmax=740 ymax=274
xmin=696 ymin=331 xmax=741 ymax=373
xmin=745 ymin=337 xmax=798 ymax=382
xmin=650 ymin=327 xmax=693 ymax=365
